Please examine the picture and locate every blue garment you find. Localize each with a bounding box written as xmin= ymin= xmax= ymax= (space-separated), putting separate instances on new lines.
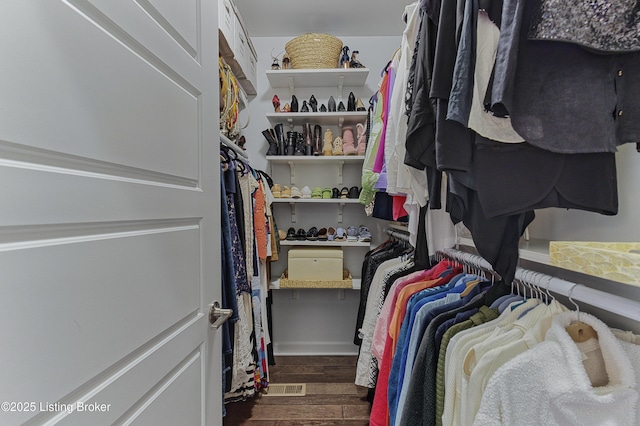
xmin=394 ymin=282 xmax=491 ymax=425
xmin=499 ymin=295 xmax=524 ymax=313
xmin=388 ymin=274 xmax=480 ymax=425
xmin=490 ymin=293 xmax=515 ymax=310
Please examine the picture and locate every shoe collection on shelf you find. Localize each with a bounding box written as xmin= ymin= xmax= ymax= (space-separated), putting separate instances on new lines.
xmin=280 ymin=225 xmax=372 ymax=243
xmin=266 ymin=66 xmax=374 ymax=286
xmin=272 ymin=92 xmax=366 ymax=114
xmin=272 ymin=184 xmax=361 ymax=200
xmin=263 ymin=122 xmax=367 ymax=156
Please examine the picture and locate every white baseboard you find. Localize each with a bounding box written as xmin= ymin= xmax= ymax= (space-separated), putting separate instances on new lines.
xmin=273 ymin=341 xmax=359 ymax=356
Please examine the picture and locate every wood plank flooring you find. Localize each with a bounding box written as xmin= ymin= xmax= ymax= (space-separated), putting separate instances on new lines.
xmin=223 ymin=356 xmax=371 ymax=425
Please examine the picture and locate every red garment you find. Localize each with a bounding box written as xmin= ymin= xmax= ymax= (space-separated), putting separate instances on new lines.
xmin=370 ymin=261 xmax=456 ymax=425
xmin=392 ymin=194 xmax=408 ymax=221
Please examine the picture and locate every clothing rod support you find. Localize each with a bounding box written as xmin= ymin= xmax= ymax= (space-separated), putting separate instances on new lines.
xmin=385 ymin=228 xmax=410 ymax=242
xmin=220 ymin=134 xmax=249 ymax=160
xmin=440 ymin=248 xmax=640 ymax=323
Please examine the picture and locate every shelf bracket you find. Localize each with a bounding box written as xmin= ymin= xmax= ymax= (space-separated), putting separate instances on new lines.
xmin=336 ymin=160 xmax=344 ymax=186
xmin=288 ymin=76 xmax=294 ymax=96
xmin=338 ymin=75 xmax=344 ymax=100
xmin=338 ymin=202 xmax=344 ymax=223
xmin=338 ymin=116 xmax=344 ymax=128
xmin=289 ymin=201 xmax=297 ymax=223
xmin=287 ymin=160 xmax=296 ymax=184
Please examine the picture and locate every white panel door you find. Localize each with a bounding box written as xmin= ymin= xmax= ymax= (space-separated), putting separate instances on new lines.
xmin=0 ymin=1 xmax=222 ymax=425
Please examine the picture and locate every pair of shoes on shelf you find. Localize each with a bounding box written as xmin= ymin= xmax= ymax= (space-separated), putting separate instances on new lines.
xmin=358 ymin=225 xmax=372 ymax=242
xmin=311 ymin=186 xmax=323 ymax=199
xmin=322 ymin=187 xmax=332 ymax=199
xmin=334 ymin=227 xmax=346 ymax=241
xmin=348 ymin=186 xmax=361 ymax=199
xmin=281 ymin=185 xmax=291 ymax=198
xmin=290 ymin=186 xmax=303 ymax=198
xmin=323 ymin=129 xmax=334 ymax=156
xmin=272 ymin=184 xmax=282 ymax=198
xmin=327 ymin=227 xmax=337 ymax=241
xmin=346 ymin=225 xmax=359 ymax=242
xmin=301 ymin=185 xmax=312 ymax=199
xmin=340 ymin=187 xmax=349 ymax=198
xmin=332 ymin=188 xmax=340 ymax=198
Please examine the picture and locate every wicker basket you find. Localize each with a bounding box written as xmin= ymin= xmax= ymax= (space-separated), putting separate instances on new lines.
xmin=279 ymin=269 xmax=352 ymax=289
xmin=285 ymin=33 xmax=343 ymax=69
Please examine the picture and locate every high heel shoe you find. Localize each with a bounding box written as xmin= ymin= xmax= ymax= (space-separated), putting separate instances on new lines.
xmin=320 ymin=104 xmax=327 ymax=112
xmin=337 ymin=101 xmax=346 ymax=112
xmin=291 ymin=95 xmax=299 ymax=112
xmin=347 ymin=91 xmax=356 ymax=112
xmin=328 ymin=96 xmax=336 ymax=112
xmin=355 ymin=98 xmax=366 ymax=111
xmin=272 ymin=94 xmax=281 ymax=113
xmin=309 ymin=95 xmax=318 ymax=112
xmin=301 ymin=100 xmax=309 ymax=112
xmin=282 ymin=103 xmax=291 ymax=113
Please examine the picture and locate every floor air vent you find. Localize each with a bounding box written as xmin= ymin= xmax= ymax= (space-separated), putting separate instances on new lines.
xmin=263 ymin=383 xmax=306 ymax=397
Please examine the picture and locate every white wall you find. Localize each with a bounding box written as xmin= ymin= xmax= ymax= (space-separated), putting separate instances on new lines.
xmin=242 ymin=35 xmax=401 ymax=355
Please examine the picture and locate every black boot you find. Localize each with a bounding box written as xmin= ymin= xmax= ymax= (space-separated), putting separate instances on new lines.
xmin=347 ymin=91 xmax=356 ymax=111
xmin=313 ymin=124 xmax=322 ymax=156
xmin=286 ymin=131 xmax=297 ymax=156
xmin=309 ymin=95 xmax=318 ymax=112
xmin=294 ymin=133 xmax=305 ymax=156
xmin=301 ymin=100 xmax=309 ymax=112
xmin=274 ymin=123 xmax=285 ymax=155
xmin=262 ymin=129 xmax=279 ymax=156
xmin=303 ymin=123 xmax=313 ymax=155
xmin=291 ymin=95 xmax=299 ymax=112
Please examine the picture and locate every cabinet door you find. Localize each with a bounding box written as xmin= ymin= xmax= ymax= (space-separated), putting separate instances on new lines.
xmin=0 ymin=1 xmax=222 ymax=425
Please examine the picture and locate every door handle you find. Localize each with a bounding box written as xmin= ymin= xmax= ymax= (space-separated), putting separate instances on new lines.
xmin=209 ymin=301 xmax=233 ymax=329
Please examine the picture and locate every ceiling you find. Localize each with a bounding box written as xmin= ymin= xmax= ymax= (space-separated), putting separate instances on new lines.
xmin=232 ymin=0 xmax=409 ymax=37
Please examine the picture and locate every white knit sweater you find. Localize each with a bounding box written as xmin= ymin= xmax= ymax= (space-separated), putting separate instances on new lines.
xmin=473 ymin=311 xmax=638 ymax=426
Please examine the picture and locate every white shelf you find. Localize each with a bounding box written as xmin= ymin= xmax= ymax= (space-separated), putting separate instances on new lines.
xmin=266 ymin=111 xmax=368 ymax=127
xmin=267 ymin=155 xmax=364 ymax=164
xmin=270 ymin=278 xmax=362 ymax=290
xmin=266 ymin=68 xmax=369 ymax=89
xmin=458 ymin=237 xmax=551 ymax=265
xmin=272 ymin=198 xmax=361 ymax=204
xmin=280 ymin=240 xmax=371 ymax=247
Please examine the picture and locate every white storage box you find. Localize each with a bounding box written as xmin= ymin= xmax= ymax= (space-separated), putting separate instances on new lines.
xmin=288 ymin=247 xmax=343 ymax=281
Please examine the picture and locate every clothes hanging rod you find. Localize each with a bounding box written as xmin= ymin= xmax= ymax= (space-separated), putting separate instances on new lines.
xmin=439 ymin=248 xmax=640 ymax=323
xmin=220 ymin=133 xmax=249 ymax=160
xmin=386 ymin=228 xmax=410 ymax=242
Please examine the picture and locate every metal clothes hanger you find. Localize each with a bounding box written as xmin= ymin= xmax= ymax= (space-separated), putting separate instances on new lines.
xmin=565 ymin=283 xmax=598 ymax=343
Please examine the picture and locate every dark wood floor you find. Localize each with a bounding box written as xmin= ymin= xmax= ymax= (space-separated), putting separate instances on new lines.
xmin=223 ymin=356 xmax=371 ymax=425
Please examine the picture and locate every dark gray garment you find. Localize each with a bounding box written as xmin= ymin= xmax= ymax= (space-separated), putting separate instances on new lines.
xmin=446 ymin=0 xmax=478 ymax=127
xmin=491 ymin=0 xmax=640 ymax=153
xmin=473 ymin=135 xmax=618 ymax=218
xmin=528 ymin=0 xmax=640 ymax=53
